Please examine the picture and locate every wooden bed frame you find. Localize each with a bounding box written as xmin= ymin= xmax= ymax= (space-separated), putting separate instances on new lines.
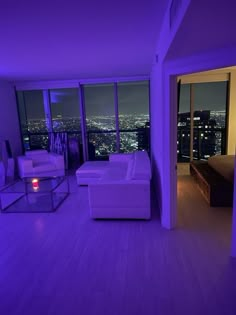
xmin=190 ymin=161 xmax=233 ymax=207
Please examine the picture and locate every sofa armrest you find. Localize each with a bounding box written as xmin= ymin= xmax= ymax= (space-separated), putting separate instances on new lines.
xmin=49 ymin=153 xmax=65 ymax=170
xmin=109 ymin=153 xmax=133 ymax=162
xmin=17 ymin=156 xmax=33 ymax=178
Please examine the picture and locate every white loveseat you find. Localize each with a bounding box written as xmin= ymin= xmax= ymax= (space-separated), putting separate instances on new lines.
xmin=17 ymin=150 xmax=65 ymax=178
xmin=81 ymin=151 xmax=151 ymax=219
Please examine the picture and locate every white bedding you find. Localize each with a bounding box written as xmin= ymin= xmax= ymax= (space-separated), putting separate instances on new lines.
xmin=208 ymin=155 xmax=235 ymax=183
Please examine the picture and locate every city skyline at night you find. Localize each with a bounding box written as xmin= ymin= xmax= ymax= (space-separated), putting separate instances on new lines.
xmin=17 ymin=80 xmax=228 ymax=160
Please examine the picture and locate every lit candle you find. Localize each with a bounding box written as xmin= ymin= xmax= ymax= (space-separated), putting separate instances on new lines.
xmin=32 ymin=178 xmax=39 ymax=191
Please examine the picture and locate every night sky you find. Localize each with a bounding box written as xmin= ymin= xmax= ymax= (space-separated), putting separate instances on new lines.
xmin=84 ymin=82 xmax=149 ymax=116
xmin=19 ymin=81 xmax=227 ymax=119
xmin=20 ymin=82 xmax=149 ymax=119
xmin=179 ymin=81 xmax=228 ymax=113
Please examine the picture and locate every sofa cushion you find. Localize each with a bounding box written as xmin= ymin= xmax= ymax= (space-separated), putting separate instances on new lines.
xmin=25 ymin=150 xmax=48 ymax=157
xmin=131 ymin=151 xmax=151 ymax=180
xmin=78 ymin=172 xmax=101 ymax=178
xmin=26 ymin=150 xmax=50 ymax=164
xmin=33 ymin=161 xmax=56 ymax=172
xmin=76 ymin=161 xmax=109 ymax=175
xmin=101 ymin=162 xmax=128 ymax=180
xmin=76 ymin=161 xmax=110 ymax=184
xmin=109 ymin=153 xmax=133 ymax=163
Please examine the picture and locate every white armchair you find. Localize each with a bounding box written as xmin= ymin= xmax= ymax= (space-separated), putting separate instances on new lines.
xmin=17 ymin=150 xmax=65 ymax=178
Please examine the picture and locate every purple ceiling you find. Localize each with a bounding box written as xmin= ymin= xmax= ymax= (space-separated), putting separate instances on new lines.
xmin=166 ymin=0 xmax=236 ymax=61
xmin=0 ymin=0 xmax=168 ymax=81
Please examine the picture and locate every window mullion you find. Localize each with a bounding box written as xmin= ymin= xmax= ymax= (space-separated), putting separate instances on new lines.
xmin=190 ymin=83 xmax=194 ymax=161
xmin=43 ymin=90 xmax=53 ymax=133
xmin=79 ymin=84 xmax=88 ymax=161
xmin=114 ymin=82 xmax=120 ymax=152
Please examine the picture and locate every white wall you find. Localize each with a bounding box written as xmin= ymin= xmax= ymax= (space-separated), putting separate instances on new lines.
xmin=150 ymin=64 xmax=164 ymax=221
xmin=232 ymin=157 xmax=236 ymax=257
xmin=228 ymin=70 xmax=236 ymax=154
xmin=178 ymin=67 xmax=235 ymax=155
xmin=0 ymin=81 xmax=22 ymax=158
xmin=150 ymin=62 xmax=178 ymax=229
xmin=150 ymin=1 xmax=236 ymax=260
xmin=150 ymin=0 xmax=191 ymax=229
xmin=151 ymin=15 xmax=236 ymax=230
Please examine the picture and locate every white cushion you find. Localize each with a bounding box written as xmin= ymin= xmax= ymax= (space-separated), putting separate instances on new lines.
xmin=109 ymin=153 xmax=133 ymax=162
xmin=101 ymin=162 xmax=128 ymax=180
xmin=76 ymin=161 xmax=109 ymax=184
xmin=33 ymin=161 xmax=56 ymax=172
xmin=25 ymin=150 xmax=48 ymax=156
xmin=76 ymin=161 xmax=109 ymax=175
xmin=26 ymin=150 xmax=50 ymax=164
xmin=78 ymin=173 xmax=101 ymax=178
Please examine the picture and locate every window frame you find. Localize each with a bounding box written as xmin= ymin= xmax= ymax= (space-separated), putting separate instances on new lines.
xmin=15 ymin=76 xmax=150 ymax=161
xmin=177 ymin=76 xmax=230 ymax=161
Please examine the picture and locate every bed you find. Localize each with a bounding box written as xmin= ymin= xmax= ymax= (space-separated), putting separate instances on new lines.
xmin=208 ymin=155 xmax=234 ymax=183
xmin=190 ymin=155 xmax=235 ymax=207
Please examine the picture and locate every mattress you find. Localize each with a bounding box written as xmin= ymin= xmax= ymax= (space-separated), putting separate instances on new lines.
xmin=208 ymin=155 xmax=235 ymax=183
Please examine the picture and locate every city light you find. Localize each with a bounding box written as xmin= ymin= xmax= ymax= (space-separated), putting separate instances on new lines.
xmin=177 ymin=110 xmax=226 ymax=161
xmin=22 ymin=114 xmax=150 ymax=157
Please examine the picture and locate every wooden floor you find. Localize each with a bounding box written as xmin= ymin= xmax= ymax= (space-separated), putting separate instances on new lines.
xmin=0 ymin=175 xmax=235 ymax=315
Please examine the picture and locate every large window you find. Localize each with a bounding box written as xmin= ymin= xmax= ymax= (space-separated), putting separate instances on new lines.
xmin=118 ymin=81 xmax=150 ymax=153
xmin=17 ymin=90 xmax=48 ymax=150
xmin=177 ymin=81 xmax=228 ymax=162
xmin=177 ymin=84 xmax=191 ymax=162
xmin=83 ymin=84 xmax=116 ymax=160
xmin=16 ymin=80 xmax=150 ymax=163
xmin=49 ymin=88 xmax=82 ymax=160
xmin=49 ymin=88 xmax=81 ymax=132
xmin=193 ymin=82 xmax=227 ymax=159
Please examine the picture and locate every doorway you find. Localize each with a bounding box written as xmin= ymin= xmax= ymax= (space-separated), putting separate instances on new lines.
xmin=174 ymin=67 xmax=235 ymax=255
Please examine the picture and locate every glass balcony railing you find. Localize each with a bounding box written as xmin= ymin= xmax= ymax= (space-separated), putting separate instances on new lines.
xmin=22 ymin=128 xmax=150 ymax=163
xmin=87 ymin=128 xmax=150 ymax=160
xmin=87 ymin=131 xmax=117 ymax=160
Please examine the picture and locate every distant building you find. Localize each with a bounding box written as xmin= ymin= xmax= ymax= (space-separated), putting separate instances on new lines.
xmin=177 ymin=110 xmax=220 ymax=161
xmin=26 ymin=115 xmax=151 ymax=159
xmin=137 ymin=122 xmax=150 ymax=153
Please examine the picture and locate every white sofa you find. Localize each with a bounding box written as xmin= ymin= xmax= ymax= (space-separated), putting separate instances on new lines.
xmin=76 ymin=161 xmax=110 ymax=185
xmin=17 ymin=150 xmax=65 ymax=178
xmin=81 ymin=151 xmax=151 ymax=219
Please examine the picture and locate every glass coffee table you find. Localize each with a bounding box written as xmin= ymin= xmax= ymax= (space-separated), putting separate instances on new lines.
xmin=0 ymin=176 xmax=69 ymax=213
